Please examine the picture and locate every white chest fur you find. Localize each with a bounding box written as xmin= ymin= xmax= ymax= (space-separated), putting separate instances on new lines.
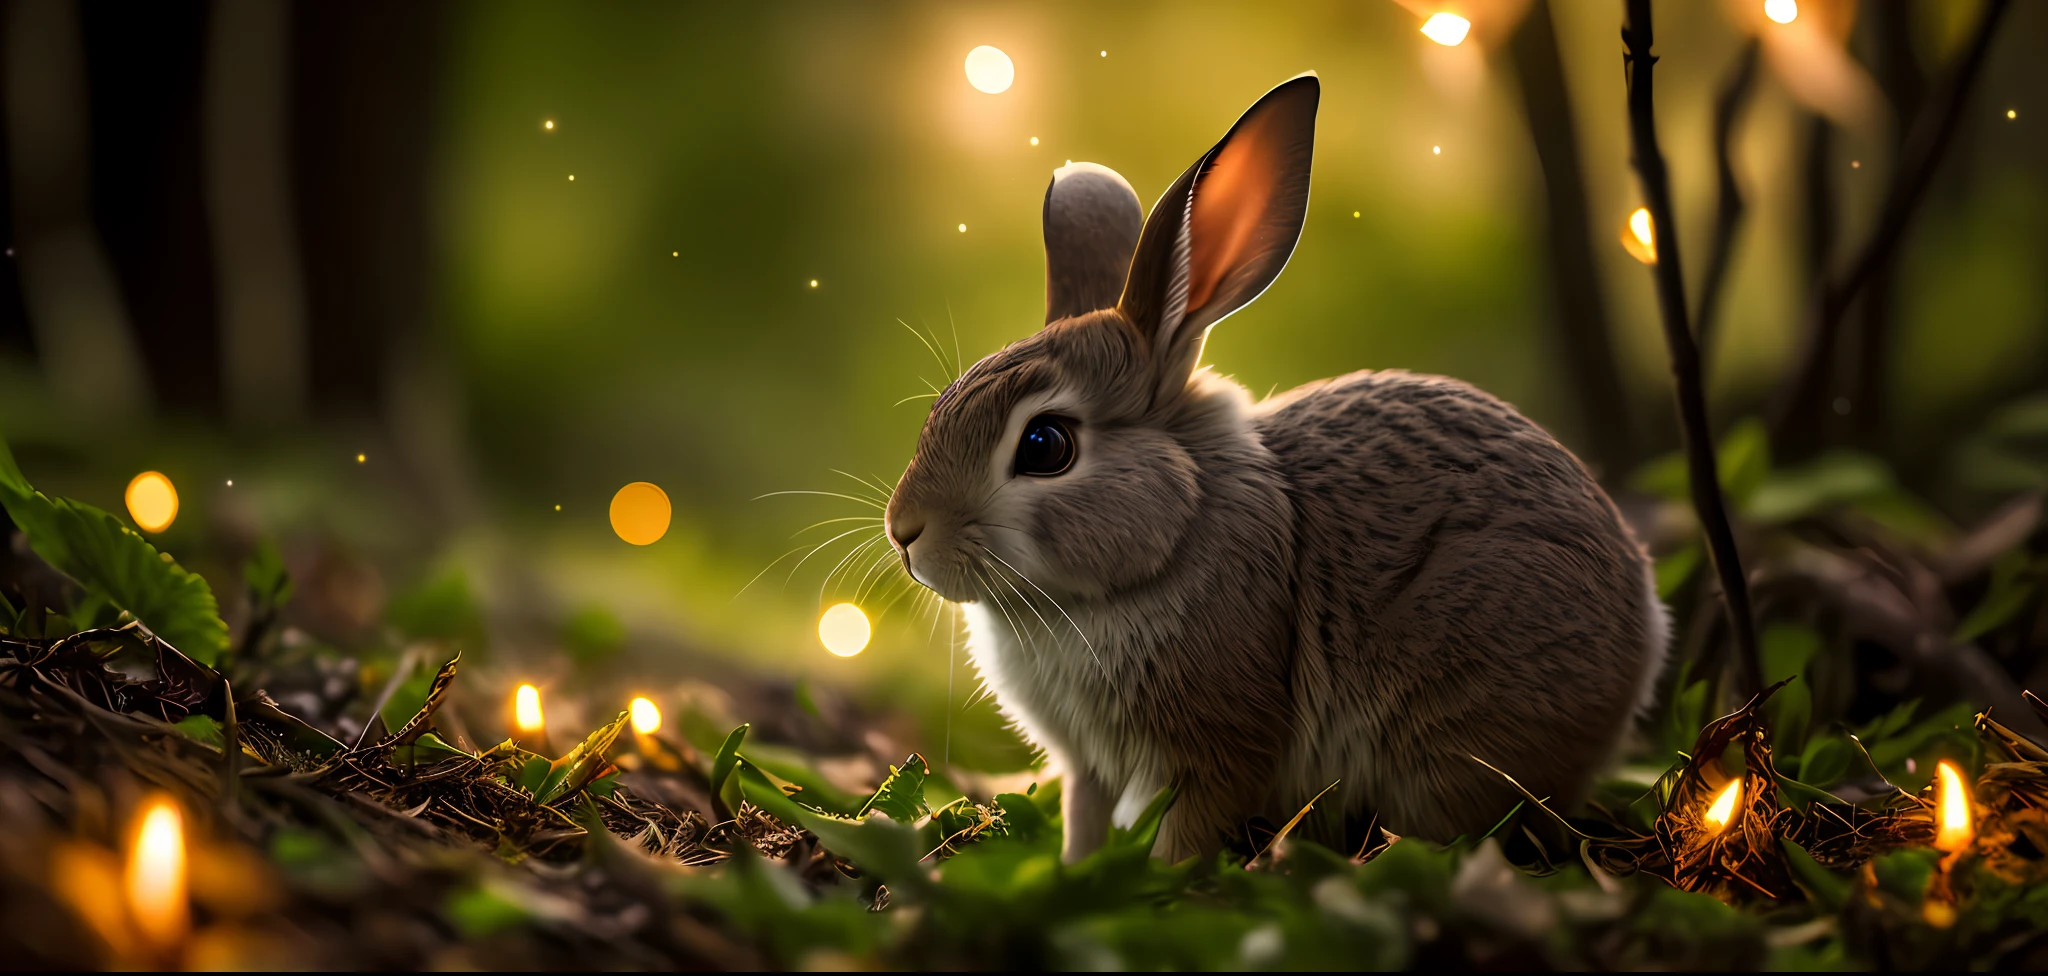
xmin=960 ymin=601 xmax=1166 ymax=827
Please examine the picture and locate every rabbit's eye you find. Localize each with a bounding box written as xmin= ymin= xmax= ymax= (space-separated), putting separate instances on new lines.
xmin=1014 ymin=415 xmax=1077 ymax=476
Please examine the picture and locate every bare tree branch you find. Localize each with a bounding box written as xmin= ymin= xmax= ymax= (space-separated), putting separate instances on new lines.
xmin=1622 ymin=0 xmax=1761 ymax=700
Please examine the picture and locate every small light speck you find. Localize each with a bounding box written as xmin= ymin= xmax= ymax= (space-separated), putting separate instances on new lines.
xmin=957 ymin=223 xmax=967 ymax=233
xmin=671 ymin=251 xmax=679 ymax=257
xmin=2008 ymin=109 xmax=2018 ymax=119
xmin=554 ymin=504 xmax=561 ymax=511
xmin=809 ymin=279 xmax=819 ymax=288
xmin=225 ymin=479 xmax=233 ymax=487
xmin=567 ymin=174 xmax=576 ymax=181
xmin=1432 ymin=145 xmax=1442 ymax=155
xmin=544 ymin=119 xmax=555 ymax=130
xmin=1833 ymin=397 xmax=1852 ymax=415
xmin=1029 ymin=136 xmax=1039 ymax=146
xmin=1352 ymin=211 xmax=1360 ymax=218
xmin=1099 ymin=50 xmax=1107 ymax=57
xmin=4 ymin=248 xmax=12 ymax=257
xmin=1851 ymin=160 xmax=1861 ymax=168
xmin=355 ymin=453 xmax=366 ymax=464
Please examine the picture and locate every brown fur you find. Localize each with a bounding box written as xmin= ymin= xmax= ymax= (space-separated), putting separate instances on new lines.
xmin=884 ymin=75 xmax=1662 ymax=862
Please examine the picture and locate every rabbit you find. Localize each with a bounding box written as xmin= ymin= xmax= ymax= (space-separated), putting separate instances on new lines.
xmin=883 ymin=73 xmax=1667 ymax=863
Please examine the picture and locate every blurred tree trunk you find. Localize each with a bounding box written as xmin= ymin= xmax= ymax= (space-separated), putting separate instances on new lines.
xmin=1507 ymin=0 xmax=1636 ymax=480
xmin=5 ymin=0 xmax=153 ymax=424
xmin=1843 ymin=0 xmax=1927 ymax=458
xmin=208 ymin=0 xmax=308 ymax=431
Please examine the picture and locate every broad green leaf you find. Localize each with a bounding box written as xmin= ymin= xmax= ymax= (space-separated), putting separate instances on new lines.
xmin=1794 ymin=734 xmax=1854 ymax=789
xmin=1779 ymin=839 xmax=1850 ymax=911
xmin=1654 ymin=543 xmax=1701 ymax=599
xmin=995 ymin=792 xmax=1050 ymax=843
xmin=533 ymin=709 xmax=629 ymax=805
xmin=392 ymin=732 xmax=474 ymax=766
xmin=1717 ymin=417 xmax=1771 ymax=508
xmin=857 ymin=754 xmax=931 ymax=823
xmin=735 ymin=760 xmax=934 ymax=898
xmin=174 ymin=713 xmax=224 ymax=748
xmin=1747 ymin=451 xmax=1892 ymax=523
xmin=0 ymin=437 xmax=228 ymax=663
xmin=1759 ymin=625 xmax=1819 ymax=752
xmin=1773 ymin=775 xmax=1844 ymax=815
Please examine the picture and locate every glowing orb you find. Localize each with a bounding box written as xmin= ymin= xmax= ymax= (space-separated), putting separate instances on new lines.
xmin=819 ymin=603 xmax=871 ymax=657
xmin=1623 ymin=207 xmax=1657 ymax=264
xmin=1420 ymin=13 xmax=1472 ymax=47
xmin=964 ymin=45 xmax=1015 ymax=94
xmin=1704 ymin=776 xmax=1742 ymax=835
xmin=1764 ymin=0 xmax=1798 ymax=25
xmin=630 ymin=697 xmax=662 ymax=736
xmin=544 ymin=119 xmax=555 ymax=130
xmin=1935 ymin=760 xmax=1974 ymax=852
xmin=126 ymin=795 xmax=187 ymax=947
xmin=515 ymin=684 xmax=544 ymax=732
xmin=125 ymin=471 xmax=179 ymax=533
xmin=610 ymin=482 xmax=672 ymax=546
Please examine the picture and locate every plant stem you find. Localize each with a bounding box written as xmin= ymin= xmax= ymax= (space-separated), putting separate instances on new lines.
xmin=1508 ymin=0 xmax=1636 ymax=479
xmin=1622 ymin=0 xmax=1761 ymax=701
xmin=1693 ymin=39 xmax=1760 ymax=357
xmin=1767 ymin=0 xmax=2013 ymax=460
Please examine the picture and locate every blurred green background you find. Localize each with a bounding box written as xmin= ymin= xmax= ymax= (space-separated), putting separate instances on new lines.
xmin=0 ymin=0 xmax=2041 ymax=771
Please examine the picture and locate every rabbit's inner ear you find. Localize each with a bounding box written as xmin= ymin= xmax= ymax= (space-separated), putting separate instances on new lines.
xmin=1042 ymin=163 xmax=1143 ymax=324
xmin=1118 ymin=73 xmax=1319 ymax=391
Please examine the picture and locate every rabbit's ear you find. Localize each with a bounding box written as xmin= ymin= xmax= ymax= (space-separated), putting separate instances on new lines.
xmin=1043 ymin=162 xmax=1144 ymax=323
xmin=1120 ymin=73 xmax=1318 ymax=389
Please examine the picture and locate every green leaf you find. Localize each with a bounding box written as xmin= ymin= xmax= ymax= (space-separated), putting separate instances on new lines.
xmin=711 ymin=723 xmax=750 ymax=818
xmin=533 ymin=710 xmax=629 ymax=805
xmin=1717 ymin=417 xmax=1771 ymax=508
xmin=1773 ymin=774 xmax=1844 ymax=815
xmin=516 ymin=755 xmax=551 ymax=793
xmin=174 ymin=713 xmax=224 ymax=749
xmin=1954 ymin=550 xmax=2040 ymax=642
xmin=391 ymin=732 xmax=473 ymax=767
xmin=857 ymin=754 xmax=932 ymax=824
xmin=0 ymin=437 xmax=228 ymax=664
xmin=445 ymin=883 xmax=529 ymax=938
xmin=562 ymin=605 xmax=626 ymax=667
xmin=1105 ymin=786 xmax=1175 ymax=856
xmin=1759 ymin=625 xmax=1819 ymax=753
xmin=1747 ymin=451 xmax=1892 ymax=523
xmin=1779 ymin=838 xmax=1850 ymax=911
xmin=1654 ymin=543 xmax=1702 ymax=599
xmin=734 ymin=760 xmax=934 ymax=898
xmin=242 ymin=537 xmax=293 ymax=610
xmin=995 ymin=792 xmax=1050 ymax=843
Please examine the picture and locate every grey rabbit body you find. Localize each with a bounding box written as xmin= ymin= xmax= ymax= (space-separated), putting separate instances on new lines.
xmin=885 ymin=73 xmax=1666 ymax=862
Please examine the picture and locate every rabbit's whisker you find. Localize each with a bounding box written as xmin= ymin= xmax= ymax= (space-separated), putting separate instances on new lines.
xmin=787 ymin=525 xmax=884 ymax=586
xmin=832 ymin=469 xmax=897 ymax=505
xmin=755 ymin=489 xmax=884 ymax=511
xmin=817 ymin=532 xmax=889 ymax=600
xmin=943 ymin=302 xmax=965 ymax=380
xmin=734 ymin=542 xmax=816 ymax=600
xmin=898 ymin=317 xmax=956 ymax=382
xmin=894 ymin=392 xmax=941 ymax=407
xmin=788 ymin=515 xmax=883 ymax=539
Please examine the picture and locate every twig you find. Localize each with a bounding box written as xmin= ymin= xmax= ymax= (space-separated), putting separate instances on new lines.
xmin=1622 ymin=0 xmax=1762 ymax=701
xmin=1693 ymin=39 xmax=1760 ymax=356
xmin=1508 ymin=0 xmax=1636 ymax=478
xmin=1768 ymin=0 xmax=2014 ymax=458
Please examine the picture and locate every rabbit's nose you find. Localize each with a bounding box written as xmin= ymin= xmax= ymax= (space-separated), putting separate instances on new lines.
xmin=888 ymin=516 xmax=924 ymax=552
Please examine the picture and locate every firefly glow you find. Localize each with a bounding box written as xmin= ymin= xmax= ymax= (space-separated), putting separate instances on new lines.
xmin=1704 ymin=776 xmax=1743 ymax=834
xmin=1935 ymin=760 xmax=1974 ymax=852
xmin=819 ymin=603 xmax=871 ymax=657
xmin=964 ymin=45 xmax=1014 ymax=94
xmin=125 ymin=471 xmax=179 ymax=534
xmin=610 ymin=482 xmax=672 ymax=546
xmin=515 ymin=684 xmax=545 ymax=732
xmin=126 ymin=795 xmax=188 ymax=947
xmin=1623 ymin=207 xmax=1657 ymax=264
xmin=1764 ymin=0 xmax=1798 ymax=25
xmin=1420 ymin=13 xmax=1472 ymax=47
xmin=630 ymin=697 xmax=662 ymax=736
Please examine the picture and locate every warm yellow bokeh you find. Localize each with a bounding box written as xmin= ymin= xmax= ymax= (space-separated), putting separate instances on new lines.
xmin=818 ymin=602 xmax=871 ymax=657
xmin=1703 ymin=776 xmax=1742 ymax=834
xmin=1764 ymin=0 xmax=1798 ymax=25
xmin=1420 ymin=13 xmax=1472 ymax=47
xmin=125 ymin=471 xmax=179 ymax=533
xmin=610 ymin=481 xmax=671 ymax=545
xmin=1934 ymin=760 xmax=1974 ymax=852
xmin=630 ymin=696 xmax=662 ymax=735
xmin=515 ymin=684 xmax=545 ymax=732
xmin=1623 ymin=207 xmax=1657 ymax=264
xmin=126 ymin=795 xmax=188 ymax=948
xmin=963 ymin=45 xmax=1014 ymax=94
